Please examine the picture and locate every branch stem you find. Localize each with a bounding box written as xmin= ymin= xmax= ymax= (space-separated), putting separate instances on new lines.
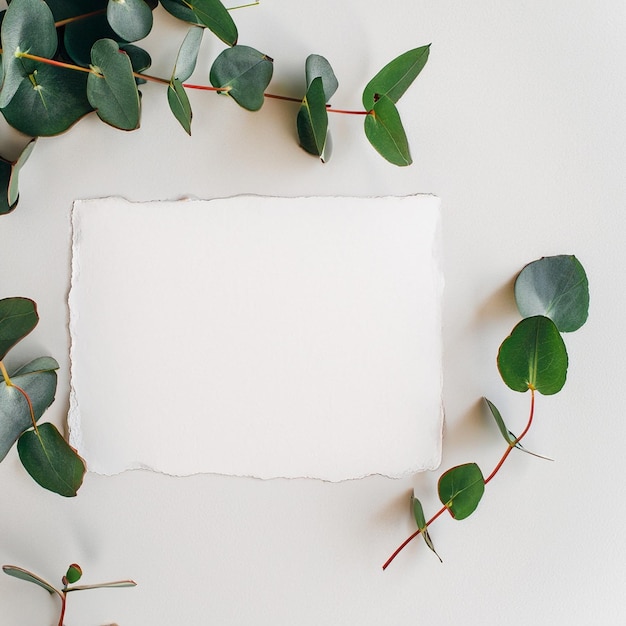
xmin=382 ymin=389 xmax=536 ymax=569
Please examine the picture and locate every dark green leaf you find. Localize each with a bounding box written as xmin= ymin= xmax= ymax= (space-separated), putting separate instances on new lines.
xmin=64 ymin=12 xmax=119 ymax=68
xmin=0 ymin=138 xmax=36 ymax=215
xmin=297 ymin=76 xmax=330 ymax=162
xmin=160 ymin=0 xmax=237 ymax=46
xmin=0 ymin=0 xmax=58 ymax=108
xmin=438 ymin=462 xmax=485 ymax=520
xmin=87 ymin=38 xmax=141 ymax=130
xmin=17 ymin=423 xmax=86 ymax=497
xmin=515 ymin=255 xmax=589 ymax=332
xmin=364 ymin=94 xmax=411 ymax=166
xmin=305 ymin=54 xmax=338 ymax=101
xmin=45 ymin=0 xmax=107 ymax=22
xmin=0 ymin=359 xmax=58 ymax=462
xmin=484 ymin=397 xmax=516 ymax=445
xmin=362 ymin=44 xmax=430 ymax=110
xmin=2 ymin=565 xmax=60 ymax=596
xmin=0 ymin=297 xmax=38 ymax=360
xmin=1 ymin=64 xmax=92 ymax=136
xmin=120 ymin=43 xmax=152 ymax=85
xmin=64 ymin=564 xmax=82 ymax=585
xmin=167 ymin=78 xmax=192 ymax=134
xmin=107 ymin=0 xmax=153 ymax=42
xmin=497 ymin=315 xmax=568 ymax=395
xmin=172 ymin=26 xmax=203 ymax=82
xmin=411 ymin=492 xmax=442 ymax=562
xmin=209 ymin=45 xmax=273 ymax=111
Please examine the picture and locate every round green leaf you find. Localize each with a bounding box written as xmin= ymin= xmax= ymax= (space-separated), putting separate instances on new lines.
xmin=297 ymin=76 xmax=330 ymax=161
xmin=160 ymin=0 xmax=237 ymax=47
xmin=515 ymin=255 xmax=589 ymax=332
xmin=0 ymin=362 xmax=58 ymax=462
xmin=305 ymin=54 xmax=338 ymax=101
xmin=497 ymin=315 xmax=568 ymax=395
xmin=1 ymin=64 xmax=92 ymax=136
xmin=209 ymin=45 xmax=273 ymax=111
xmin=17 ymin=422 xmax=86 ymax=497
xmin=438 ymin=462 xmax=485 ymax=520
xmin=0 ymin=0 xmax=58 ymax=108
xmin=362 ymin=44 xmax=430 ymax=110
xmin=64 ymin=564 xmax=83 ymax=585
xmin=364 ymin=95 xmax=411 ymax=166
xmin=0 ymin=297 xmax=38 ymax=360
xmin=107 ymin=0 xmax=153 ymax=42
xmin=87 ymin=38 xmax=141 ymax=130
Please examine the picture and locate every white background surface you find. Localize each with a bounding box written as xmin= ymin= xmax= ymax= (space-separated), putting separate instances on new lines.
xmin=0 ymin=1 xmax=624 ymax=624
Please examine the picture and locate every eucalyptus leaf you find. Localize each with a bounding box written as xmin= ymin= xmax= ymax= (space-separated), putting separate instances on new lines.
xmin=120 ymin=43 xmax=152 ymax=85
xmin=515 ymin=255 xmax=589 ymax=332
xmin=172 ymin=26 xmax=204 ymax=82
xmin=209 ymin=45 xmax=273 ymax=111
xmin=107 ymin=0 xmax=153 ymax=42
xmin=0 ymin=138 xmax=35 ymax=215
xmin=45 ymin=0 xmax=107 ymax=22
xmin=167 ymin=78 xmax=192 ymax=134
xmin=438 ymin=462 xmax=485 ymax=520
xmin=411 ymin=492 xmax=442 ymax=562
xmin=0 ymin=361 xmax=58 ymax=462
xmin=0 ymin=297 xmax=38 ymax=360
xmin=64 ymin=564 xmax=82 ymax=585
xmin=362 ymin=44 xmax=430 ymax=110
xmin=0 ymin=0 xmax=58 ymax=108
xmin=64 ymin=12 xmax=120 ymax=68
xmin=17 ymin=422 xmax=86 ymax=497
xmin=87 ymin=38 xmax=141 ymax=130
xmin=497 ymin=315 xmax=568 ymax=395
xmin=2 ymin=565 xmax=60 ymax=596
xmin=364 ymin=94 xmax=411 ymax=166
xmin=297 ymin=76 xmax=329 ymax=161
xmin=1 ymin=64 xmax=92 ymax=136
xmin=484 ymin=397 xmax=515 ymax=445
xmin=305 ymin=54 xmax=338 ymax=101
xmin=160 ymin=0 xmax=237 ymax=46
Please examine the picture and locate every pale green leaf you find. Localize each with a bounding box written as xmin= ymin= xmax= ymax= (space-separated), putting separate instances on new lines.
xmin=172 ymin=26 xmax=203 ymax=82
xmin=107 ymin=0 xmax=153 ymax=42
xmin=305 ymin=54 xmax=338 ymax=101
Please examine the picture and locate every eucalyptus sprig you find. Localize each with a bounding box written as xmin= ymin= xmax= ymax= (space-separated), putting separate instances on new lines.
xmin=0 ymin=297 xmax=85 ymax=496
xmin=3 ymin=562 xmax=136 ymax=626
xmin=383 ymin=255 xmax=589 ymax=569
xmin=0 ymin=0 xmax=431 ymax=215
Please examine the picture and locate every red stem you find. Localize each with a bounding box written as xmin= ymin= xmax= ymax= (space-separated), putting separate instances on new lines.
xmin=382 ymin=389 xmax=536 ymax=570
xmin=57 ymin=592 xmax=67 ymax=626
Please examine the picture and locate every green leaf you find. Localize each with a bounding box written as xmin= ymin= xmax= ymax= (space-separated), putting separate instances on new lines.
xmin=87 ymin=38 xmax=141 ymax=130
xmin=120 ymin=43 xmax=152 ymax=85
xmin=0 ymin=360 xmax=58 ymax=462
xmin=0 ymin=297 xmax=38 ymax=360
xmin=64 ymin=564 xmax=82 ymax=585
xmin=362 ymin=44 xmax=430 ymax=110
xmin=209 ymin=45 xmax=273 ymax=111
xmin=305 ymin=54 xmax=338 ymax=101
xmin=411 ymin=492 xmax=442 ymax=562
xmin=297 ymin=76 xmax=330 ymax=162
xmin=364 ymin=95 xmax=411 ymax=166
xmin=167 ymin=78 xmax=192 ymax=134
xmin=0 ymin=0 xmax=58 ymax=108
xmin=45 ymin=0 xmax=107 ymax=22
xmin=438 ymin=462 xmax=485 ymax=520
xmin=515 ymin=255 xmax=589 ymax=332
xmin=160 ymin=0 xmax=237 ymax=46
xmin=1 ymin=64 xmax=92 ymax=136
xmin=64 ymin=12 xmax=119 ymax=68
xmin=484 ymin=397 xmax=516 ymax=445
xmin=0 ymin=138 xmax=36 ymax=215
xmin=498 ymin=315 xmax=568 ymax=395
xmin=107 ymin=0 xmax=153 ymax=42
xmin=17 ymin=422 xmax=86 ymax=497
xmin=172 ymin=26 xmax=204 ymax=82
xmin=2 ymin=565 xmax=60 ymax=596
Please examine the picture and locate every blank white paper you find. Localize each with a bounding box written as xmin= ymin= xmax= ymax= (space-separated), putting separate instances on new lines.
xmin=68 ymin=195 xmax=443 ymax=481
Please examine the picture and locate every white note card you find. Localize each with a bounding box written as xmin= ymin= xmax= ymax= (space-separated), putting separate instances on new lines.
xmin=68 ymin=195 xmax=443 ymax=481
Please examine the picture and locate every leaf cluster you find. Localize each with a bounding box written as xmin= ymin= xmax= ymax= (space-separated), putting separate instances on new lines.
xmin=3 ymin=562 xmax=135 ymax=626
xmin=0 ymin=297 xmax=85 ymax=496
xmin=0 ymin=0 xmax=431 ymax=215
xmin=387 ymin=255 xmax=589 ymax=567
